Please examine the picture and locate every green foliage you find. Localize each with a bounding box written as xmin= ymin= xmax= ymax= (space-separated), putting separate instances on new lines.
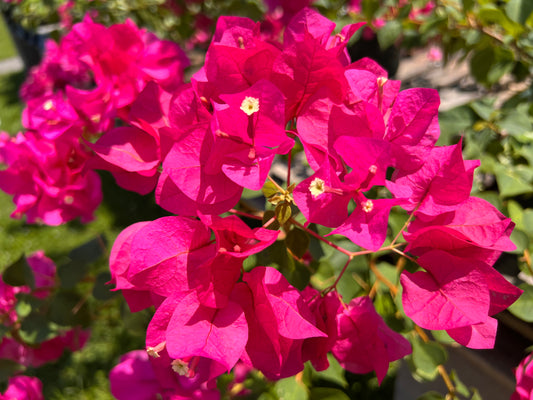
xmin=409 ymin=339 xmax=448 ymax=381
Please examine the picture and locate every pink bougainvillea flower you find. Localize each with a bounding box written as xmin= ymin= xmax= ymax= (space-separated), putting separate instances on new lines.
xmin=159 ymin=124 xmax=243 ymax=216
xmin=271 ymin=8 xmax=363 ymax=120
xmin=22 ymin=92 xmax=81 ymax=140
xmin=387 ymin=141 xmax=479 ymax=216
xmin=89 ymin=126 xmax=160 ymax=195
xmin=263 ymin=0 xmax=315 ymax=26
xmin=165 ymin=291 xmax=248 ymax=375
xmin=0 ymin=250 xmax=56 ymax=322
xmin=406 ymin=196 xmax=516 ymax=252
xmin=146 ymin=289 xmax=246 ymax=385
xmin=65 ymin=82 xmax=118 ymax=135
xmin=234 ymin=267 xmax=326 ymax=380
xmin=401 ymin=250 xmax=491 ymax=331
xmin=404 ymin=196 xmax=516 ymax=268
xmin=345 ymin=58 xmax=401 ymax=110
xmin=109 ymin=221 xmax=165 ymax=312
xmin=401 ymin=250 xmax=522 ymax=348
xmin=331 ymin=296 xmax=411 ymax=384
xmin=293 ymin=158 xmax=352 ymax=227
xmin=328 ymin=196 xmax=404 ymax=251
xmin=0 ymin=375 xmax=44 ymax=400
xmin=109 ymin=350 xmax=220 ymax=400
xmin=0 ymin=328 xmax=90 ymax=368
xmin=212 ymin=79 xmax=293 ymax=190
xmin=201 ymin=214 xmax=279 ymax=258
xmin=300 ymin=288 xmax=342 ymax=371
xmin=110 ymin=350 xmax=163 ymax=400
xmin=20 ymin=39 xmax=91 ymax=103
xmin=0 ymin=132 xmax=102 ymax=225
xmin=126 ymin=216 xmax=217 ymax=298
xmin=26 ymin=250 xmax=56 ymax=299
xmin=0 ymin=280 xmax=20 ymax=325
xmin=512 ymin=353 xmax=533 ymax=400
xmin=190 ymin=214 xmax=279 ymax=308
xmin=383 ymin=87 xmax=440 ymax=174
xmin=192 ymin=16 xmax=281 ymax=104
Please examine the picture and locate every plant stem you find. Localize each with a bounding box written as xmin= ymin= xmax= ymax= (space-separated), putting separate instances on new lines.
xmin=415 ymin=326 xmax=457 ymax=399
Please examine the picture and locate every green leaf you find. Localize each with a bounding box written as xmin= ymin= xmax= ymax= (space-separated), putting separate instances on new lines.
xmin=438 ymin=106 xmax=476 ymax=145
xmin=58 ymin=235 xmax=107 ymax=289
xmin=19 ymin=312 xmax=55 ymax=344
xmin=469 ymin=45 xmax=515 ymax=86
xmin=508 ymin=283 xmax=533 ymax=322
xmin=462 ymin=0 xmax=474 ymax=12
xmin=416 ymin=392 xmax=446 ymax=400
xmin=470 ymin=388 xmax=483 ymax=399
xmin=275 ymin=202 xmax=292 ymax=224
xmin=312 ymin=354 xmax=348 ymax=388
xmin=47 ymin=291 xmax=91 ymax=327
xmin=274 ymin=376 xmax=308 ymax=400
xmin=507 ymin=200 xmax=524 ymax=230
xmin=263 ymin=210 xmax=281 ymax=230
xmin=281 ymin=250 xmax=311 ymax=291
xmin=510 ymin=229 xmax=529 ymax=254
xmin=0 ymin=359 xmax=24 ymax=383
xmin=430 ymin=330 xmax=457 ymax=345
xmin=286 ymin=228 xmax=310 ymax=259
xmin=262 ymin=181 xmax=279 ymax=198
xmin=15 ymin=297 xmax=32 ymax=318
xmin=506 ymin=0 xmax=533 ymax=24
xmin=494 ymin=165 xmax=533 ymax=197
xmin=450 ymin=370 xmax=470 ymax=398
xmin=2 ymin=255 xmax=35 ymax=289
xmin=92 ymin=272 xmax=117 ymax=301
xmin=498 ymin=104 xmax=533 ymax=136
xmin=411 ymin=339 xmax=447 ymax=380
xmin=523 ymin=209 xmax=533 ymax=235
xmin=241 ymin=187 xmax=263 ymax=199
xmin=470 ymin=98 xmax=496 ymax=121
xmin=69 ymin=235 xmax=107 ymax=265
xmin=309 ymin=387 xmax=350 ymax=400
xmin=377 ymin=20 xmax=402 ymax=50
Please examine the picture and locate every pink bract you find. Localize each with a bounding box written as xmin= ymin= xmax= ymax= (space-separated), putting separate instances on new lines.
xmin=512 ymin=353 xmax=533 ymax=400
xmin=331 ymin=296 xmax=411 ymax=384
xmin=0 ymin=375 xmax=44 ymax=400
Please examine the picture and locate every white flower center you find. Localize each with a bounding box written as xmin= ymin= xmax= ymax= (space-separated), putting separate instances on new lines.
xmin=43 ymin=100 xmax=54 ymax=111
xmin=172 ymin=359 xmax=190 ymax=376
xmin=309 ymin=178 xmax=326 ymax=198
xmin=362 ymin=200 xmax=374 ymax=213
xmin=240 ymin=96 xmax=260 ymax=116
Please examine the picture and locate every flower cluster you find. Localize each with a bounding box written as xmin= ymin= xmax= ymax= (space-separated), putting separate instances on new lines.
xmin=96 ymin=6 xmax=521 ymax=398
xmin=0 ymin=15 xmax=189 ymax=225
xmin=0 ymin=5 xmax=523 ymax=399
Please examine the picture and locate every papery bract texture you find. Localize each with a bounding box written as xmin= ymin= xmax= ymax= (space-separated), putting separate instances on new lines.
xmin=331 ymin=296 xmax=411 ymax=384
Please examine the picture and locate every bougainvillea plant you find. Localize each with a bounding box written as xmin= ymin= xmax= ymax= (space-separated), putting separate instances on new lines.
xmin=0 ymin=5 xmax=524 ymax=399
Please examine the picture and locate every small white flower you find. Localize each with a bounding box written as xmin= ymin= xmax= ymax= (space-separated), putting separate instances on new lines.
xmin=240 ymin=96 xmax=260 ymax=116
xmin=309 ymin=177 xmax=326 ymax=198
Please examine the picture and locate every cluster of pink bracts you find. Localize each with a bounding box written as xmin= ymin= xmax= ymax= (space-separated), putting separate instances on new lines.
xmin=0 ymin=4 xmax=527 ymax=400
xmin=0 ymin=15 xmax=189 ymax=225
